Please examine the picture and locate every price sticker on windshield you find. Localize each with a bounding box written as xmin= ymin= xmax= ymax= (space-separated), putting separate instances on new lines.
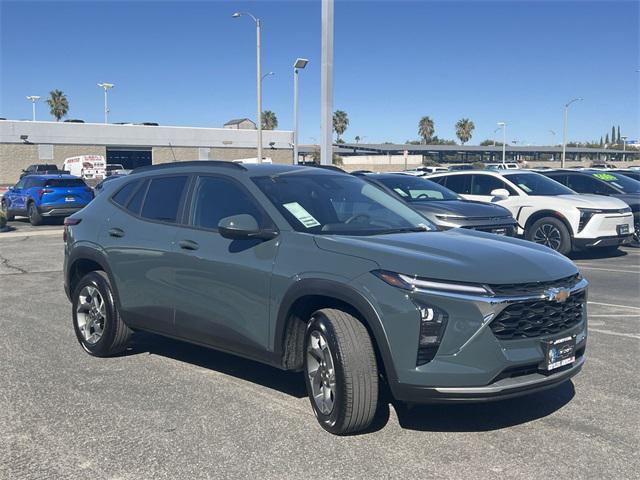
xmin=283 ymin=202 xmax=321 ymax=228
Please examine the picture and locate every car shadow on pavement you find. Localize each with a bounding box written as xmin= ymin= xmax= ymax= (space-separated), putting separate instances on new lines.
xmin=124 ymin=332 xmax=575 ymax=434
xmin=392 ymin=381 xmax=575 ymax=432
xmin=125 ymin=331 xmax=308 ymax=398
xmin=568 ymin=248 xmax=631 ymax=261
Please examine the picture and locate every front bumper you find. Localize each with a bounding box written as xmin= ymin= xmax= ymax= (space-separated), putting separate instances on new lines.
xmin=357 ymin=274 xmax=588 ymax=403
xmin=573 ymin=234 xmax=633 ymax=249
xmin=393 ymin=354 xmax=584 ymax=403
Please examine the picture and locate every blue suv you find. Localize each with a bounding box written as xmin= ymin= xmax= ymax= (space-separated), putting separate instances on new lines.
xmin=1 ymin=174 xmax=94 ymax=225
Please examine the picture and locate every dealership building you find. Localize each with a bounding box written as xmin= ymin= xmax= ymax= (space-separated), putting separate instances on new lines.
xmin=0 ymin=120 xmax=294 ymax=184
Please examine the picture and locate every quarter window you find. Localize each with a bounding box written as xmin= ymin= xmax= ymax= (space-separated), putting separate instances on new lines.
xmin=140 ymin=176 xmax=188 ymax=223
xmin=190 ymin=176 xmax=266 ymax=230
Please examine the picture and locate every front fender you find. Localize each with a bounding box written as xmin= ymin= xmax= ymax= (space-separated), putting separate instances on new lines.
xmin=274 ymin=278 xmax=398 ymax=382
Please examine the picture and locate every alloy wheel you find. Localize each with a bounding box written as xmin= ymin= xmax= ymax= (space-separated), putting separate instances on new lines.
xmin=533 ymin=223 xmax=562 ymax=251
xmin=306 ymin=330 xmax=336 ymax=415
xmin=76 ymin=286 xmax=106 ymax=345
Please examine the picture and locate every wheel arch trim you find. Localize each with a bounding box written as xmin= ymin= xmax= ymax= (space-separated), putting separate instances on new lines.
xmin=274 ymin=278 xmax=397 ymax=382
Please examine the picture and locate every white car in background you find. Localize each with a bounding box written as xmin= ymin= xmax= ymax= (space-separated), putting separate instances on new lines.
xmin=403 ymin=166 xmax=449 ymax=175
xmin=485 ymin=162 xmax=520 ymax=170
xmin=429 ymin=169 xmax=634 ymax=255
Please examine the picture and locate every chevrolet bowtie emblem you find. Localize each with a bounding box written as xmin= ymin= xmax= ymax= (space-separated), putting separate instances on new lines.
xmin=545 ymin=287 xmax=570 ymax=303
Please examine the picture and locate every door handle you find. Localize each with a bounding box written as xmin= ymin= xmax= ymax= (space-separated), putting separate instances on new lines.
xmin=178 ymin=239 xmax=199 ymax=251
xmin=108 ymin=228 xmax=125 ymax=238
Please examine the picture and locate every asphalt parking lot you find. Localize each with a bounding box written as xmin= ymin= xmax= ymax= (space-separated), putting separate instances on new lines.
xmin=1 ymin=220 xmax=638 ymax=480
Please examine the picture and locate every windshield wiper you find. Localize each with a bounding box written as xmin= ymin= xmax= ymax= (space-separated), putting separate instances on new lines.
xmin=373 ymin=226 xmax=430 ymax=235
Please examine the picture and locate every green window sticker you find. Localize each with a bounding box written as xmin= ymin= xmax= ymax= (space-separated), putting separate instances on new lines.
xmin=283 ymin=202 xmax=321 ymax=228
xmin=592 ymin=173 xmax=617 ymax=182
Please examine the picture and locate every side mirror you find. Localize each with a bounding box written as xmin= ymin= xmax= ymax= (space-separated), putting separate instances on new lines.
xmin=218 ymin=214 xmax=277 ymax=241
xmin=490 ymin=188 xmax=510 ymax=200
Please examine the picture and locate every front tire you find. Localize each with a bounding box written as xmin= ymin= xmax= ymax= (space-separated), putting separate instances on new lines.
xmin=1 ymin=200 xmax=15 ymax=221
xmin=303 ymin=309 xmax=380 ymax=435
xmin=72 ymin=271 xmax=132 ymax=357
xmin=526 ymin=217 xmax=572 ymax=255
xmin=28 ymin=202 xmax=43 ymax=226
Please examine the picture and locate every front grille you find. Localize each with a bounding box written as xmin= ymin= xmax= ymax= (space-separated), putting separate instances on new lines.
xmin=469 ymin=224 xmax=516 ymax=235
xmin=488 ymin=274 xmax=580 ymax=297
xmin=490 ymin=291 xmax=585 ymax=340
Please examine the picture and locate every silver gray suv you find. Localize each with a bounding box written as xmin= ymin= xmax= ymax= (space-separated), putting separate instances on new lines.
xmin=64 ymin=162 xmax=587 ymax=434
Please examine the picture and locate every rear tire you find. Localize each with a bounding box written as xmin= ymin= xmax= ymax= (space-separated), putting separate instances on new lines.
xmin=303 ymin=308 xmax=381 ymax=435
xmin=72 ymin=271 xmax=132 ymax=357
xmin=526 ymin=217 xmax=572 ymax=255
xmin=28 ymin=202 xmax=43 ymax=226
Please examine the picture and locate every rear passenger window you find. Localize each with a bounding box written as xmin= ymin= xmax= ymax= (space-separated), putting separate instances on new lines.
xmin=112 ymin=180 xmax=141 ymax=206
xmin=140 ymin=176 xmax=188 ymax=223
xmin=190 ymin=176 xmax=266 ymax=230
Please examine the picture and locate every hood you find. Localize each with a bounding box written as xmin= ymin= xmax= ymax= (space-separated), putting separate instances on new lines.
xmin=611 ymin=194 xmax=640 ymax=211
xmin=314 ymin=228 xmax=578 ymax=285
xmin=410 ymin=200 xmax=513 ymax=219
xmin=555 ymin=194 xmax=630 ymax=209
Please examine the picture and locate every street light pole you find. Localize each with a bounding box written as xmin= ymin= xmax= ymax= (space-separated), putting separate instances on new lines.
xmin=621 ymin=135 xmax=627 ymax=162
xmin=97 ymin=83 xmax=114 ymax=123
xmin=293 ymin=58 xmax=309 ymax=165
xmin=561 ymin=97 xmax=583 ymax=168
xmin=320 ymin=0 xmax=334 ymax=166
xmin=233 ymin=12 xmax=263 ymax=163
xmin=497 ymin=122 xmax=506 ymax=164
xmin=26 ymin=96 xmax=40 ymax=121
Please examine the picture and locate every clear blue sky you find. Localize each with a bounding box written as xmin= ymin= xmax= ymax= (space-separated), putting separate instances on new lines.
xmin=1 ymin=0 xmax=638 ymax=145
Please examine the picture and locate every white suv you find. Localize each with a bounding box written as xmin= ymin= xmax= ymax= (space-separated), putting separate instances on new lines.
xmin=429 ymin=170 xmax=634 ymax=254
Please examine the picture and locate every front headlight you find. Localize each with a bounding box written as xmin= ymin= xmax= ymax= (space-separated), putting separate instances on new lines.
xmin=372 ymin=270 xmax=492 ymax=295
xmin=577 ymin=208 xmax=603 ymax=232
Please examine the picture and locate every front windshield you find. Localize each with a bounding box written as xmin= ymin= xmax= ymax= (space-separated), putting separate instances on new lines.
xmin=374 ymin=175 xmax=460 ymax=201
xmin=504 ymin=172 xmax=575 ymax=196
xmin=590 ymin=172 xmax=640 ymax=194
xmin=253 ymin=173 xmax=436 ymax=235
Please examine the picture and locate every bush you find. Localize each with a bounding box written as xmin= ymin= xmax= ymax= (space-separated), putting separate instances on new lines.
xmin=471 ymin=161 xmax=485 ymax=170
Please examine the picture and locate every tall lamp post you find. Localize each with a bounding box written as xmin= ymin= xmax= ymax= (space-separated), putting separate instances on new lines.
xmin=497 ymin=122 xmax=506 ymax=164
xmin=233 ymin=11 xmax=263 ymax=163
xmin=97 ymin=83 xmax=114 ymax=124
xmin=621 ymin=135 xmax=628 ymax=162
xmin=26 ymin=96 xmax=40 ymax=121
xmin=320 ymin=0 xmax=334 ymax=165
xmin=561 ymin=97 xmax=583 ymax=168
xmin=293 ymin=58 xmax=309 ymax=165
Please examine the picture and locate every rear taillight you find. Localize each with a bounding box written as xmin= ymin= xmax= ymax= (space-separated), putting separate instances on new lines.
xmin=63 ymin=217 xmax=81 ymax=242
xmin=37 ymin=188 xmax=54 ymax=199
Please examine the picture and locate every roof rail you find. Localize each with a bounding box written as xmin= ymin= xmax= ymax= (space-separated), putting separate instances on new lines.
xmin=307 ymin=164 xmax=345 ymax=173
xmin=132 ymin=160 xmax=247 ymax=174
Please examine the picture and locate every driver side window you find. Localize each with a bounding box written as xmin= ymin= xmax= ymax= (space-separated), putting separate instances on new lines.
xmin=471 ymin=175 xmax=515 ymax=195
xmin=190 ymin=176 xmax=268 ymax=230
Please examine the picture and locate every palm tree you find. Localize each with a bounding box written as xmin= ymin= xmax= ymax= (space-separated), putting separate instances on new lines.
xmin=261 ymin=110 xmax=278 ymax=130
xmin=455 ymin=118 xmax=475 ymax=145
xmin=333 ymin=110 xmax=349 ymax=142
xmin=354 ymin=135 xmax=361 ymax=144
xmin=47 ymin=89 xmax=69 ymax=121
xmin=418 ymin=116 xmax=435 ymax=144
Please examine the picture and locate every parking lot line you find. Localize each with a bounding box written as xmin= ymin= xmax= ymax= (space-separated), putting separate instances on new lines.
xmin=0 ymin=229 xmax=62 ymax=239
xmin=589 ymin=328 xmax=640 ymax=340
xmin=588 ymin=301 xmax=640 ymax=311
xmin=579 ymin=266 xmax=639 ymax=274
xmin=588 ymin=314 xmax=640 ymax=317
